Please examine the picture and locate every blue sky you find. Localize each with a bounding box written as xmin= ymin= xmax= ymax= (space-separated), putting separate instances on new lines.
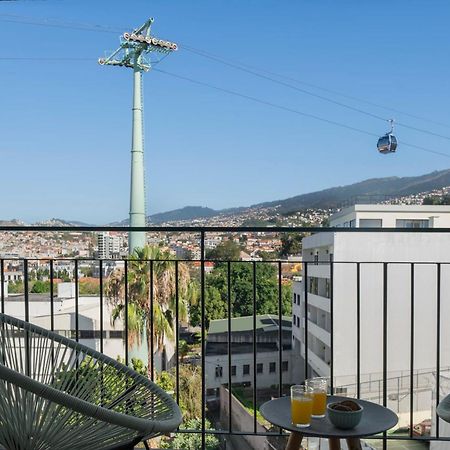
xmin=1 ymin=0 xmax=450 ymax=224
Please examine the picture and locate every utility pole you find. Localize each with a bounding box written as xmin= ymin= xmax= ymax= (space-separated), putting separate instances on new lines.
xmin=99 ymin=18 xmax=177 ymax=254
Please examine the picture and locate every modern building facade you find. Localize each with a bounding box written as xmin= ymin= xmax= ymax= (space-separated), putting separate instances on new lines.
xmin=97 ymin=232 xmax=121 ymax=259
xmin=293 ymin=205 xmax=450 ymax=430
xmin=205 ymin=315 xmax=294 ymax=395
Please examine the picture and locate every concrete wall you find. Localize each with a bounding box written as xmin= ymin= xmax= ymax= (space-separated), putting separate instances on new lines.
xmin=219 ymin=386 xmax=269 ymax=450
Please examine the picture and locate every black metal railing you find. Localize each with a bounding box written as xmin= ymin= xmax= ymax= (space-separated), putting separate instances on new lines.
xmin=1 ymin=225 xmax=450 ymax=449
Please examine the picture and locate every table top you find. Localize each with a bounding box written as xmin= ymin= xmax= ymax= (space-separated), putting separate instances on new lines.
xmin=260 ymin=395 xmax=398 ymax=438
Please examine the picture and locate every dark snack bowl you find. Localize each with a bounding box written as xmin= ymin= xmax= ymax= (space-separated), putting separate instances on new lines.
xmin=327 ymin=400 xmax=363 ymax=430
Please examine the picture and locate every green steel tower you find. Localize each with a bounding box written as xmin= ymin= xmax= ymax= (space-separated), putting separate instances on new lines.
xmin=99 ymin=18 xmax=178 ymax=254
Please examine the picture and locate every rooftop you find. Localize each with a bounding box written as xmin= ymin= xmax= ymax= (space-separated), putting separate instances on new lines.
xmin=331 ymin=203 xmax=450 ymax=221
xmin=208 ymin=314 xmax=292 ymax=334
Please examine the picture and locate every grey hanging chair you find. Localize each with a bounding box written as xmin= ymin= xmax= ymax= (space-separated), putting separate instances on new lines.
xmin=0 ymin=313 xmax=182 ymax=450
xmin=437 ymin=394 xmax=450 ymax=423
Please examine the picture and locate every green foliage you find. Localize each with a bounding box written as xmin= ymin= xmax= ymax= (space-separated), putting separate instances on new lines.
xmin=7 ymin=281 xmax=24 ymax=294
xmin=105 ymin=245 xmax=191 ymax=377
xmin=178 ymin=339 xmax=189 ymax=362
xmin=130 ymin=357 xmax=147 ymax=376
xmin=189 ymin=262 xmax=292 ymax=325
xmin=205 ymin=239 xmax=241 ymax=261
xmin=55 ymin=270 xmax=71 ymax=282
xmin=30 ymin=280 xmax=51 ymax=293
xmin=240 ymin=218 xmax=275 ymax=227
xmin=423 ymin=195 xmax=450 ymax=205
xmin=79 ymin=279 xmax=100 ymax=295
xmin=160 ymin=419 xmax=220 ymax=450
xmin=178 ymin=364 xmax=203 ymax=421
xmin=156 ymin=370 xmax=175 ymax=393
xmin=156 ymin=364 xmax=203 ymax=421
xmin=80 ymin=266 xmax=94 ymax=277
xmin=280 ymin=233 xmax=303 ymax=257
xmin=257 ymin=250 xmax=277 ymax=260
xmin=53 ymin=357 xmax=131 ymax=413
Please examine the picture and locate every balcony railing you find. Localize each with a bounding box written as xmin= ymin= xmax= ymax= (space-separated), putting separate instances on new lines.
xmin=1 ymin=225 xmax=450 ymax=449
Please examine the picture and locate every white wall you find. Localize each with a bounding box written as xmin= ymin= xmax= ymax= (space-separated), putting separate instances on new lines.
xmin=298 ymin=231 xmax=450 ymax=432
xmin=330 ymin=205 xmax=450 ymax=228
xmin=206 ymin=350 xmax=292 ymax=390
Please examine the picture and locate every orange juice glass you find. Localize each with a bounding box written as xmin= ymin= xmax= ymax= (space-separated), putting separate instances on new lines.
xmin=305 ymin=378 xmax=328 ymax=418
xmin=291 ymin=385 xmax=313 ymax=428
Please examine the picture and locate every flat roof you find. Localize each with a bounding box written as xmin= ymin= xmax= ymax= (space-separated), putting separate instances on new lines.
xmin=331 ymin=204 xmax=450 ymax=221
xmin=208 ymin=314 xmax=292 ymax=334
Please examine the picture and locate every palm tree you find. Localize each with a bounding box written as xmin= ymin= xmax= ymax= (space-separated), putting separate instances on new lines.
xmin=105 ymin=245 xmax=192 ymax=377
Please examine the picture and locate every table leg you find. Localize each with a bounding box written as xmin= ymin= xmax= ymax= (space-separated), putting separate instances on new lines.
xmin=328 ymin=438 xmax=341 ymax=450
xmin=346 ymin=438 xmax=362 ymax=450
xmin=285 ymin=431 xmax=303 ymax=450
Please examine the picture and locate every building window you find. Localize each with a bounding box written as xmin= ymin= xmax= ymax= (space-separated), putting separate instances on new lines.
xmin=109 ymin=331 xmax=123 ymax=339
xmin=243 ymin=364 xmax=250 ymax=376
xmin=308 ymin=277 xmax=319 ymax=295
xmin=257 ymin=363 xmax=263 ymax=374
xmin=231 ymin=365 xmax=236 ymax=377
xmin=396 ymin=219 xmax=429 ymax=229
xmin=293 ymin=314 xmax=296 ymax=325
xmin=325 ymin=279 xmax=331 ymax=299
xmin=359 ymin=218 xmax=382 ymax=228
xmin=293 ymin=293 xmax=297 ymax=304
xmin=282 ymin=361 xmax=289 ymax=372
xmin=297 ymin=316 xmax=300 ymax=327
xmin=215 ymin=366 xmax=223 ymax=378
xmin=269 ymin=362 xmax=276 ymax=373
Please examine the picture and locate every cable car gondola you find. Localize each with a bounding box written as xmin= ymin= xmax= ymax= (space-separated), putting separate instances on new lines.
xmin=377 ymin=119 xmax=397 ymax=154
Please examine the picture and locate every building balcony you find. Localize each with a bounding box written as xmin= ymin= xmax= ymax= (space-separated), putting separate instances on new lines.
xmin=1 ymin=224 xmax=450 ymax=449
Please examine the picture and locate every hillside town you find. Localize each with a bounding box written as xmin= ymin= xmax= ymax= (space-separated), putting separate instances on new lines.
xmin=1 ymin=185 xmax=449 ymax=261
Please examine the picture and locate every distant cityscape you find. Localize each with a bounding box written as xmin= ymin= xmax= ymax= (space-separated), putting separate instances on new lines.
xmin=1 ymin=185 xmax=449 ymax=260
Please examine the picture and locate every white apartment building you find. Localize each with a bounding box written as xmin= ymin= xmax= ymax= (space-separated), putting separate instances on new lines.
xmin=205 ymin=315 xmax=294 ymax=396
xmin=3 ymin=293 xmax=124 ymax=359
xmin=97 ymin=232 xmax=121 ymax=259
xmin=3 ymin=285 xmax=174 ymax=373
xmin=292 ymin=205 xmax=450 ymax=435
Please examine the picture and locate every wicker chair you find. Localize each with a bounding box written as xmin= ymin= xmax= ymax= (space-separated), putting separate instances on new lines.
xmin=0 ymin=313 xmax=182 ymax=450
xmin=437 ymin=394 xmax=450 ymax=423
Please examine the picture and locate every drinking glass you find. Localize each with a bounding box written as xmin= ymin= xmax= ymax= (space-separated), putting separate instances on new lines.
xmin=291 ymin=385 xmax=313 ymax=427
xmin=305 ymin=377 xmax=328 ymax=418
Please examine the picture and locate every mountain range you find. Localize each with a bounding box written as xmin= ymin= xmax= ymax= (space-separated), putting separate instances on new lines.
xmin=2 ymin=169 xmax=450 ymax=226
xmin=146 ymin=168 xmax=450 ymax=223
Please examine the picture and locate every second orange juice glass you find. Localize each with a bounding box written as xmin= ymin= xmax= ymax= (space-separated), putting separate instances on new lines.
xmin=305 ymin=378 xmax=328 ymax=418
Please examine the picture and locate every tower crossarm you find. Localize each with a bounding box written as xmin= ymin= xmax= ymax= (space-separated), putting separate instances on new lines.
xmin=98 ymin=17 xmax=177 ymax=72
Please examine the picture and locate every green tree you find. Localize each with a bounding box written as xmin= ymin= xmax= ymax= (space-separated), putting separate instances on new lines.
xmin=31 ymin=280 xmax=51 ymax=293
xmin=179 ymin=339 xmax=189 ymax=363
xmin=257 ymin=250 xmax=277 ymax=260
xmin=105 ymin=246 xmax=191 ymax=378
xmin=206 ymin=239 xmax=241 ymax=261
xmin=189 ymin=262 xmax=292 ymax=325
xmin=423 ymin=196 xmax=439 ymax=205
xmin=280 ymin=233 xmax=303 ymax=257
xmin=7 ymin=281 xmax=24 ymax=294
xmin=321 ymin=217 xmax=330 ymax=227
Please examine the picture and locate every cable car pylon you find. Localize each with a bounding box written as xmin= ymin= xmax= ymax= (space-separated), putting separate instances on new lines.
xmin=99 ymin=18 xmax=178 ymax=254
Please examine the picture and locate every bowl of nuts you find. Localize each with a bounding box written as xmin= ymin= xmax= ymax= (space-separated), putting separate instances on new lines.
xmin=327 ymin=400 xmax=363 ymax=430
